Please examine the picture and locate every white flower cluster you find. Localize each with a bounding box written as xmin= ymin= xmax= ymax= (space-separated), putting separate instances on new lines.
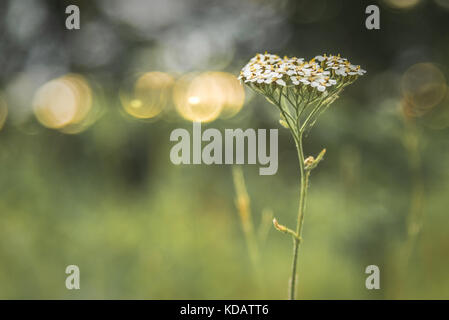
xmin=315 ymin=54 xmax=367 ymax=77
xmin=239 ymin=52 xmax=366 ymax=93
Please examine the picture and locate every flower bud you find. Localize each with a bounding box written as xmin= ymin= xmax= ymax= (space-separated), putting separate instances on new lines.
xmin=273 ymin=218 xmax=287 ymax=232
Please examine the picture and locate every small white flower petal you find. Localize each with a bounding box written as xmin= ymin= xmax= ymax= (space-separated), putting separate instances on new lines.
xmin=276 ymin=79 xmax=286 ymax=86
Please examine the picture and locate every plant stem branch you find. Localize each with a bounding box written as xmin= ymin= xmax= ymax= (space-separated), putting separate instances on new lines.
xmin=289 ymin=132 xmax=310 ymax=300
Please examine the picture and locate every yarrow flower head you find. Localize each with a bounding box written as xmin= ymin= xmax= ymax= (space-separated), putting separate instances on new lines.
xmin=239 ymin=52 xmax=365 ymax=93
xmin=239 ymin=52 xmax=333 ymax=92
xmin=238 ymin=52 xmax=366 ymax=135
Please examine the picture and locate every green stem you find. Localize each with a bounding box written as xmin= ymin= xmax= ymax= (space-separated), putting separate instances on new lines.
xmin=289 ymin=133 xmax=310 ymax=300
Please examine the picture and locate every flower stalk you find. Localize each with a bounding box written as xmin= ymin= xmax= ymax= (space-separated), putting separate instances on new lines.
xmin=238 ymin=52 xmax=365 ymax=299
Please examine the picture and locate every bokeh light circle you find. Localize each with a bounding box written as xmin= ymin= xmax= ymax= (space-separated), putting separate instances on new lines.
xmin=173 ymin=72 xmax=244 ymax=123
xmin=173 ymin=72 xmax=223 ymax=123
xmin=401 ymin=63 xmax=446 ymax=117
xmin=33 ymin=74 xmax=93 ymax=130
xmin=121 ymin=71 xmax=174 ymax=119
xmin=212 ymin=72 xmax=245 ymax=119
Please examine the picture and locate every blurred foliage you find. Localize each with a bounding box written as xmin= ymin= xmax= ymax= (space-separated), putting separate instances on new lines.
xmin=1 ymin=0 xmax=449 ymax=299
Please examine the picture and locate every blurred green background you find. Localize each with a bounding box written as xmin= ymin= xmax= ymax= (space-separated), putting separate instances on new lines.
xmin=1 ymin=0 xmax=449 ymax=299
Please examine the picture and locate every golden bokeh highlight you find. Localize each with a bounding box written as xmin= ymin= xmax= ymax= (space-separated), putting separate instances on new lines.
xmin=33 ymin=74 xmax=93 ymax=131
xmin=0 ymin=94 xmax=8 ymax=131
xmin=121 ymin=72 xmax=174 ymax=119
xmin=384 ymin=0 xmax=421 ymax=9
xmin=173 ymin=73 xmax=224 ymax=123
xmin=173 ymin=72 xmax=244 ymax=123
xmin=212 ymin=72 xmax=245 ymax=119
xmin=401 ymin=63 xmax=447 ymax=117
